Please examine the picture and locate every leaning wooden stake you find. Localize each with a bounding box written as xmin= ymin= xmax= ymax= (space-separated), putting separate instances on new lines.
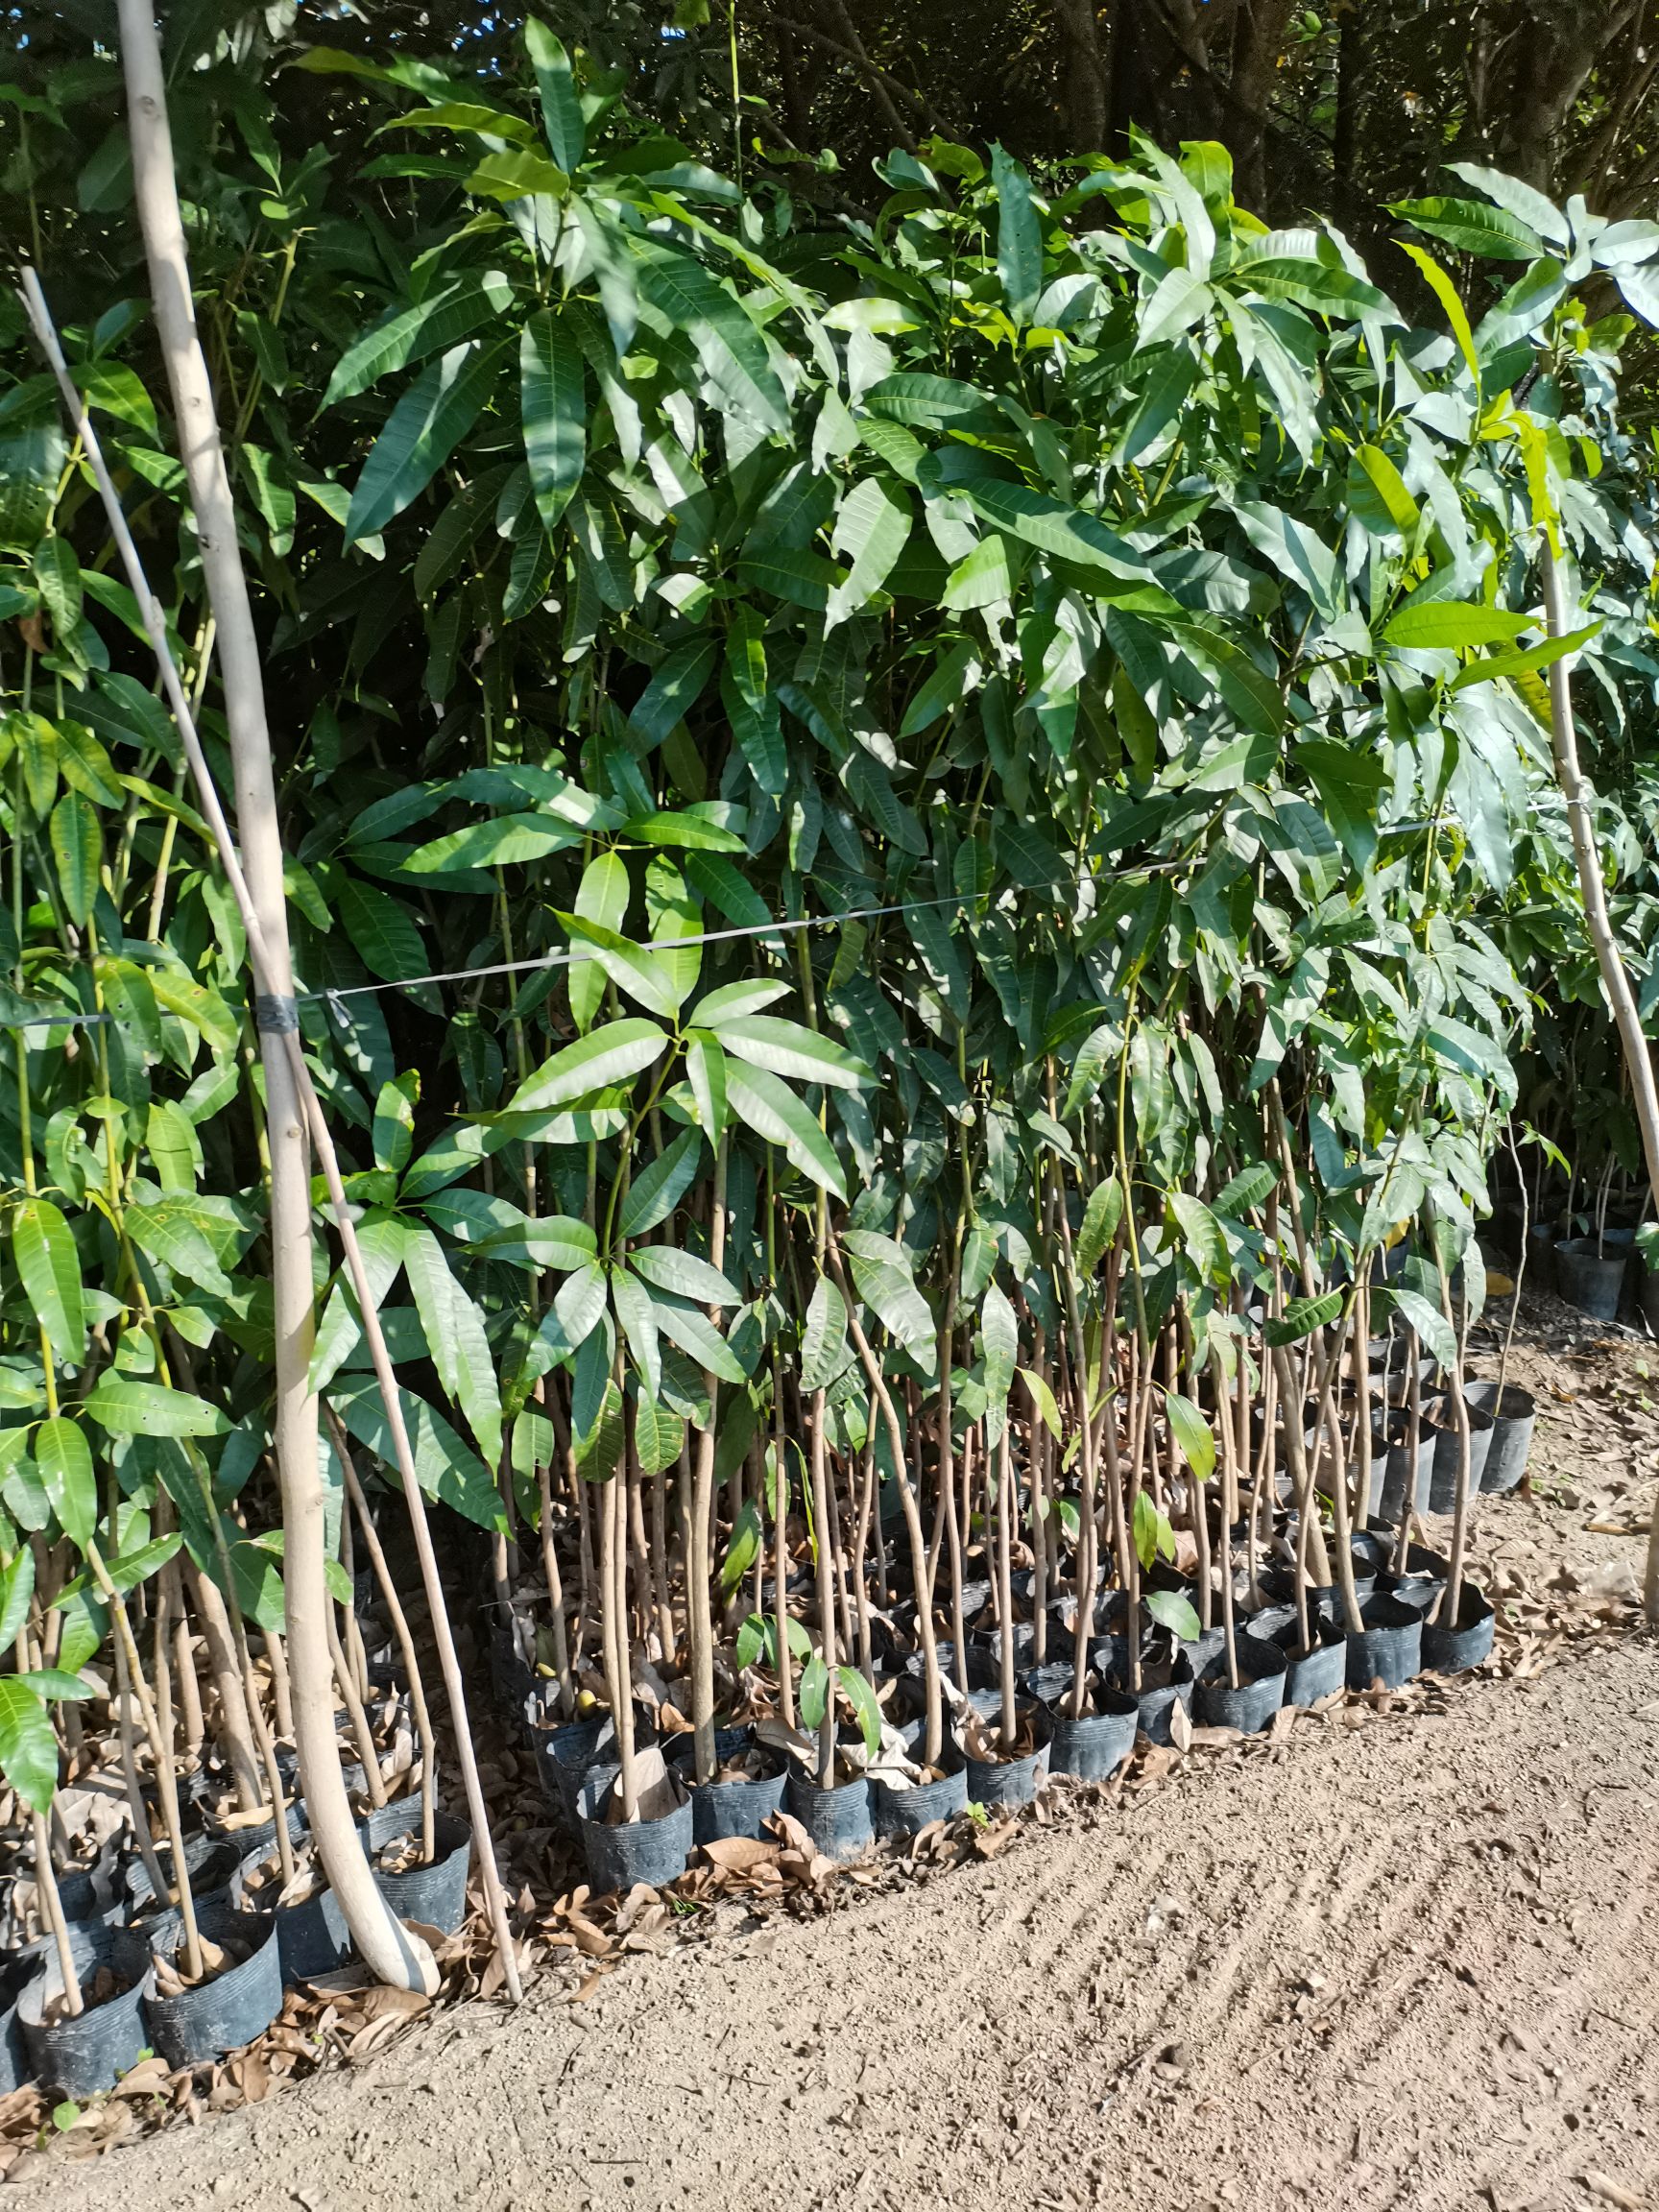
xmin=1542 ymin=541 xmax=1659 ymax=1624
xmin=19 ymin=262 xmax=483 ymax=1994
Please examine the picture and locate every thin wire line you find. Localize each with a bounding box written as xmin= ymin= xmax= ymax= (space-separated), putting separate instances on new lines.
xmin=305 ymin=867 xmax=1184 ymax=1021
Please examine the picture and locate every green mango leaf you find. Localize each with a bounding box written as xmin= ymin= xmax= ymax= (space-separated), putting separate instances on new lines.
xmin=628 ymin=1245 xmax=740 ymax=1307
xmin=1144 ymin=1589 xmax=1202 ymax=1643
xmin=525 ymin=17 xmax=586 ymax=170
xmin=709 ymin=1014 xmax=871 ymax=1091
xmin=1163 ymin=1391 xmax=1214 ymax=1483
xmin=325 ymin=270 xmax=515 ymax=407
xmin=1264 ymin=1290 xmax=1344 ymax=1345
xmin=1021 ymin=1366 xmax=1062 ymax=1441
xmin=12 ymin=1198 xmax=85 ymax=1365
xmin=520 ymin=307 xmax=586 ymax=534
xmin=35 ymin=1417 xmax=95 ymax=1551
xmin=346 ymin=341 xmax=507 ymax=544
xmin=0 ymin=1678 xmax=58 ymax=1813
xmin=83 ymin=1377 xmax=228 ymax=1437
xmin=726 ymin=1064 xmax=847 ymax=1199
xmin=619 ymin=1128 xmax=704 ymax=1239
xmin=1076 ymin=1181 xmax=1124 ymax=1277
xmin=719 ymin=1497 xmax=762 ymax=1596
xmin=49 ymin=792 xmax=101 ymax=926
xmin=505 ymin=1019 xmax=668 ymax=1114
xmin=1383 ymin=601 xmax=1531 ymax=651
xmin=800 ymin=1275 xmax=849 ymax=1393
xmin=0 ymin=1548 xmax=34 ymax=1654
xmin=991 ymin=144 xmax=1042 ymax=320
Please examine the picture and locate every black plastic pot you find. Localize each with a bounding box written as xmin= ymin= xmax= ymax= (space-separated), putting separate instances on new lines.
xmin=0 ymin=1994 xmax=24 ymax=2095
xmin=367 ymin=1807 xmax=471 ymax=1935
xmin=1021 ymin=1659 xmax=1079 ymax=1709
xmin=527 ymin=1713 xmax=613 ymax=1829
xmin=667 ymin=1729 xmax=787 ymax=1845
xmin=578 ymin=1775 xmax=695 ymax=1892
xmin=1368 ymin=1411 xmax=1436 ymax=1524
xmin=1426 ymin=1405 xmax=1495 ymax=1514
xmin=0 ymin=1956 xmax=32 ymax=2095
xmin=1273 ymin=1613 xmax=1348 ymax=1706
xmin=141 ymin=1898 xmax=282 ymax=2068
xmin=963 ymin=1701 xmax=1052 ymax=1809
xmin=122 ymin=1838 xmax=241 ymax=1936
xmin=1345 ymin=1594 xmax=1424 ymax=1690
xmin=1465 ymin=1381 xmax=1536 ymax=1494
xmin=230 ymin=1839 xmax=351 ymax=1984
xmin=1193 ymin=1635 xmax=1286 ymax=1733
xmin=871 ymin=1723 xmax=968 ymax=1839
xmin=19 ymin=1920 xmax=152 ymax=2098
xmin=1555 ymin=1237 xmax=1627 ymax=1322
xmin=202 ymin=1795 xmax=308 ymax=1868
xmin=1526 ymin=1220 xmax=1561 ymax=1294
xmin=1046 ymin=1691 xmax=1139 ymax=1781
xmin=783 ymin=1769 xmax=873 ymax=1863
xmin=1096 ymin=1645 xmax=1196 ymax=1744
xmin=1421 ymin=1584 xmax=1496 ymax=1673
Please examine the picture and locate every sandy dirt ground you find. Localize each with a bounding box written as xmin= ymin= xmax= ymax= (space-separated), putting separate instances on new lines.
xmin=16 ymin=1297 xmax=1659 ymax=2212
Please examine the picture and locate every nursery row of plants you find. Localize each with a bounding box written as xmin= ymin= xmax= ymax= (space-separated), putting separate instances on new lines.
xmin=2 ymin=1 xmax=1659 ymax=2109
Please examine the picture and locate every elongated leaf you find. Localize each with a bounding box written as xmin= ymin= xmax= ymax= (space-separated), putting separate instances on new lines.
xmin=991 ymin=144 xmax=1042 ymax=319
xmin=505 ymin=1019 xmax=668 ymax=1113
xmin=557 ymin=911 xmax=685 ymax=1020
xmin=1076 ymin=1181 xmax=1124 ymax=1277
xmin=1263 ymin=1289 xmax=1344 ymax=1345
xmin=520 ymin=308 xmax=586 ymax=533
xmin=35 ymin=1417 xmax=94 ymax=1551
xmin=711 ymin=1014 xmax=872 ymax=1091
xmin=611 ymin=1264 xmax=661 ymax=1399
xmin=325 ymin=271 xmax=514 ymax=406
xmin=569 ymin=850 xmax=631 ymax=1033
xmin=83 ymin=1377 xmax=228 ymax=1437
xmin=525 ymin=17 xmax=585 ymax=169
xmin=1021 ymin=1366 xmax=1062 ymax=1441
xmin=1163 ymin=1392 xmax=1214 ymax=1482
xmin=653 ymin=1298 xmax=746 ymax=1383
xmin=1145 ymin=1589 xmax=1202 ymax=1642
xmin=981 ymin=1281 xmax=1018 ymax=1404
xmin=0 ymin=1549 xmax=35 ymax=1655
xmin=331 ymin=1375 xmax=503 ymax=1532
xmin=49 ymin=792 xmax=101 ymax=926
xmin=620 ymin=1128 xmax=703 ymax=1238
xmin=826 ymin=476 xmax=911 ymax=627
xmin=800 ymin=1276 xmax=848 ymax=1393
xmin=628 ymin=1245 xmax=740 ymax=1306
xmin=12 ymin=1199 xmax=84 ymax=1365
xmin=1383 ymin=601 xmax=1531 ymax=650
xmin=726 ymin=1064 xmax=847 ymax=1199
xmin=402 ymin=1225 xmax=504 ymax=1464
xmin=0 ymin=1678 xmax=57 ymax=1814
xmin=636 ymin=240 xmax=787 ymax=434
xmin=633 ymin=1395 xmax=684 ymax=1479
xmin=346 ymin=341 xmax=506 ymax=544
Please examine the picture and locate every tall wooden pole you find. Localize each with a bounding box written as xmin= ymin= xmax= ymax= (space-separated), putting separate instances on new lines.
xmin=1542 ymin=542 xmax=1659 ymax=1623
xmin=108 ymin=0 xmax=433 ymax=1990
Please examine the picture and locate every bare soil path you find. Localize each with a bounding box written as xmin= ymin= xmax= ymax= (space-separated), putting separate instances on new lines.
xmin=23 ymin=1302 xmax=1659 ymax=2212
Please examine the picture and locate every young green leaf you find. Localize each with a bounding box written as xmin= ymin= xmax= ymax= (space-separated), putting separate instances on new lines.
xmin=726 ymin=1066 xmax=847 ymax=1199
xmin=12 ymin=1199 xmax=85 ymax=1366
xmin=505 ymin=1019 xmax=668 ymax=1114
xmin=1163 ymin=1391 xmax=1215 ymax=1483
xmin=35 ymin=1417 xmax=95 ymax=1551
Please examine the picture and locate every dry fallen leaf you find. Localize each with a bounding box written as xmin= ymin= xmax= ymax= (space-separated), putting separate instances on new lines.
xmin=701 ymin=1836 xmax=779 ymax=1874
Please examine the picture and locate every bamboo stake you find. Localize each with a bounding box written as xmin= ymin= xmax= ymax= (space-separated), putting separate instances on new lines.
xmin=1540 ymin=541 xmax=1659 ymax=1623
xmin=330 ymin=1412 xmax=438 ymax=1861
xmin=18 ymin=272 xmax=451 ymax=1998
